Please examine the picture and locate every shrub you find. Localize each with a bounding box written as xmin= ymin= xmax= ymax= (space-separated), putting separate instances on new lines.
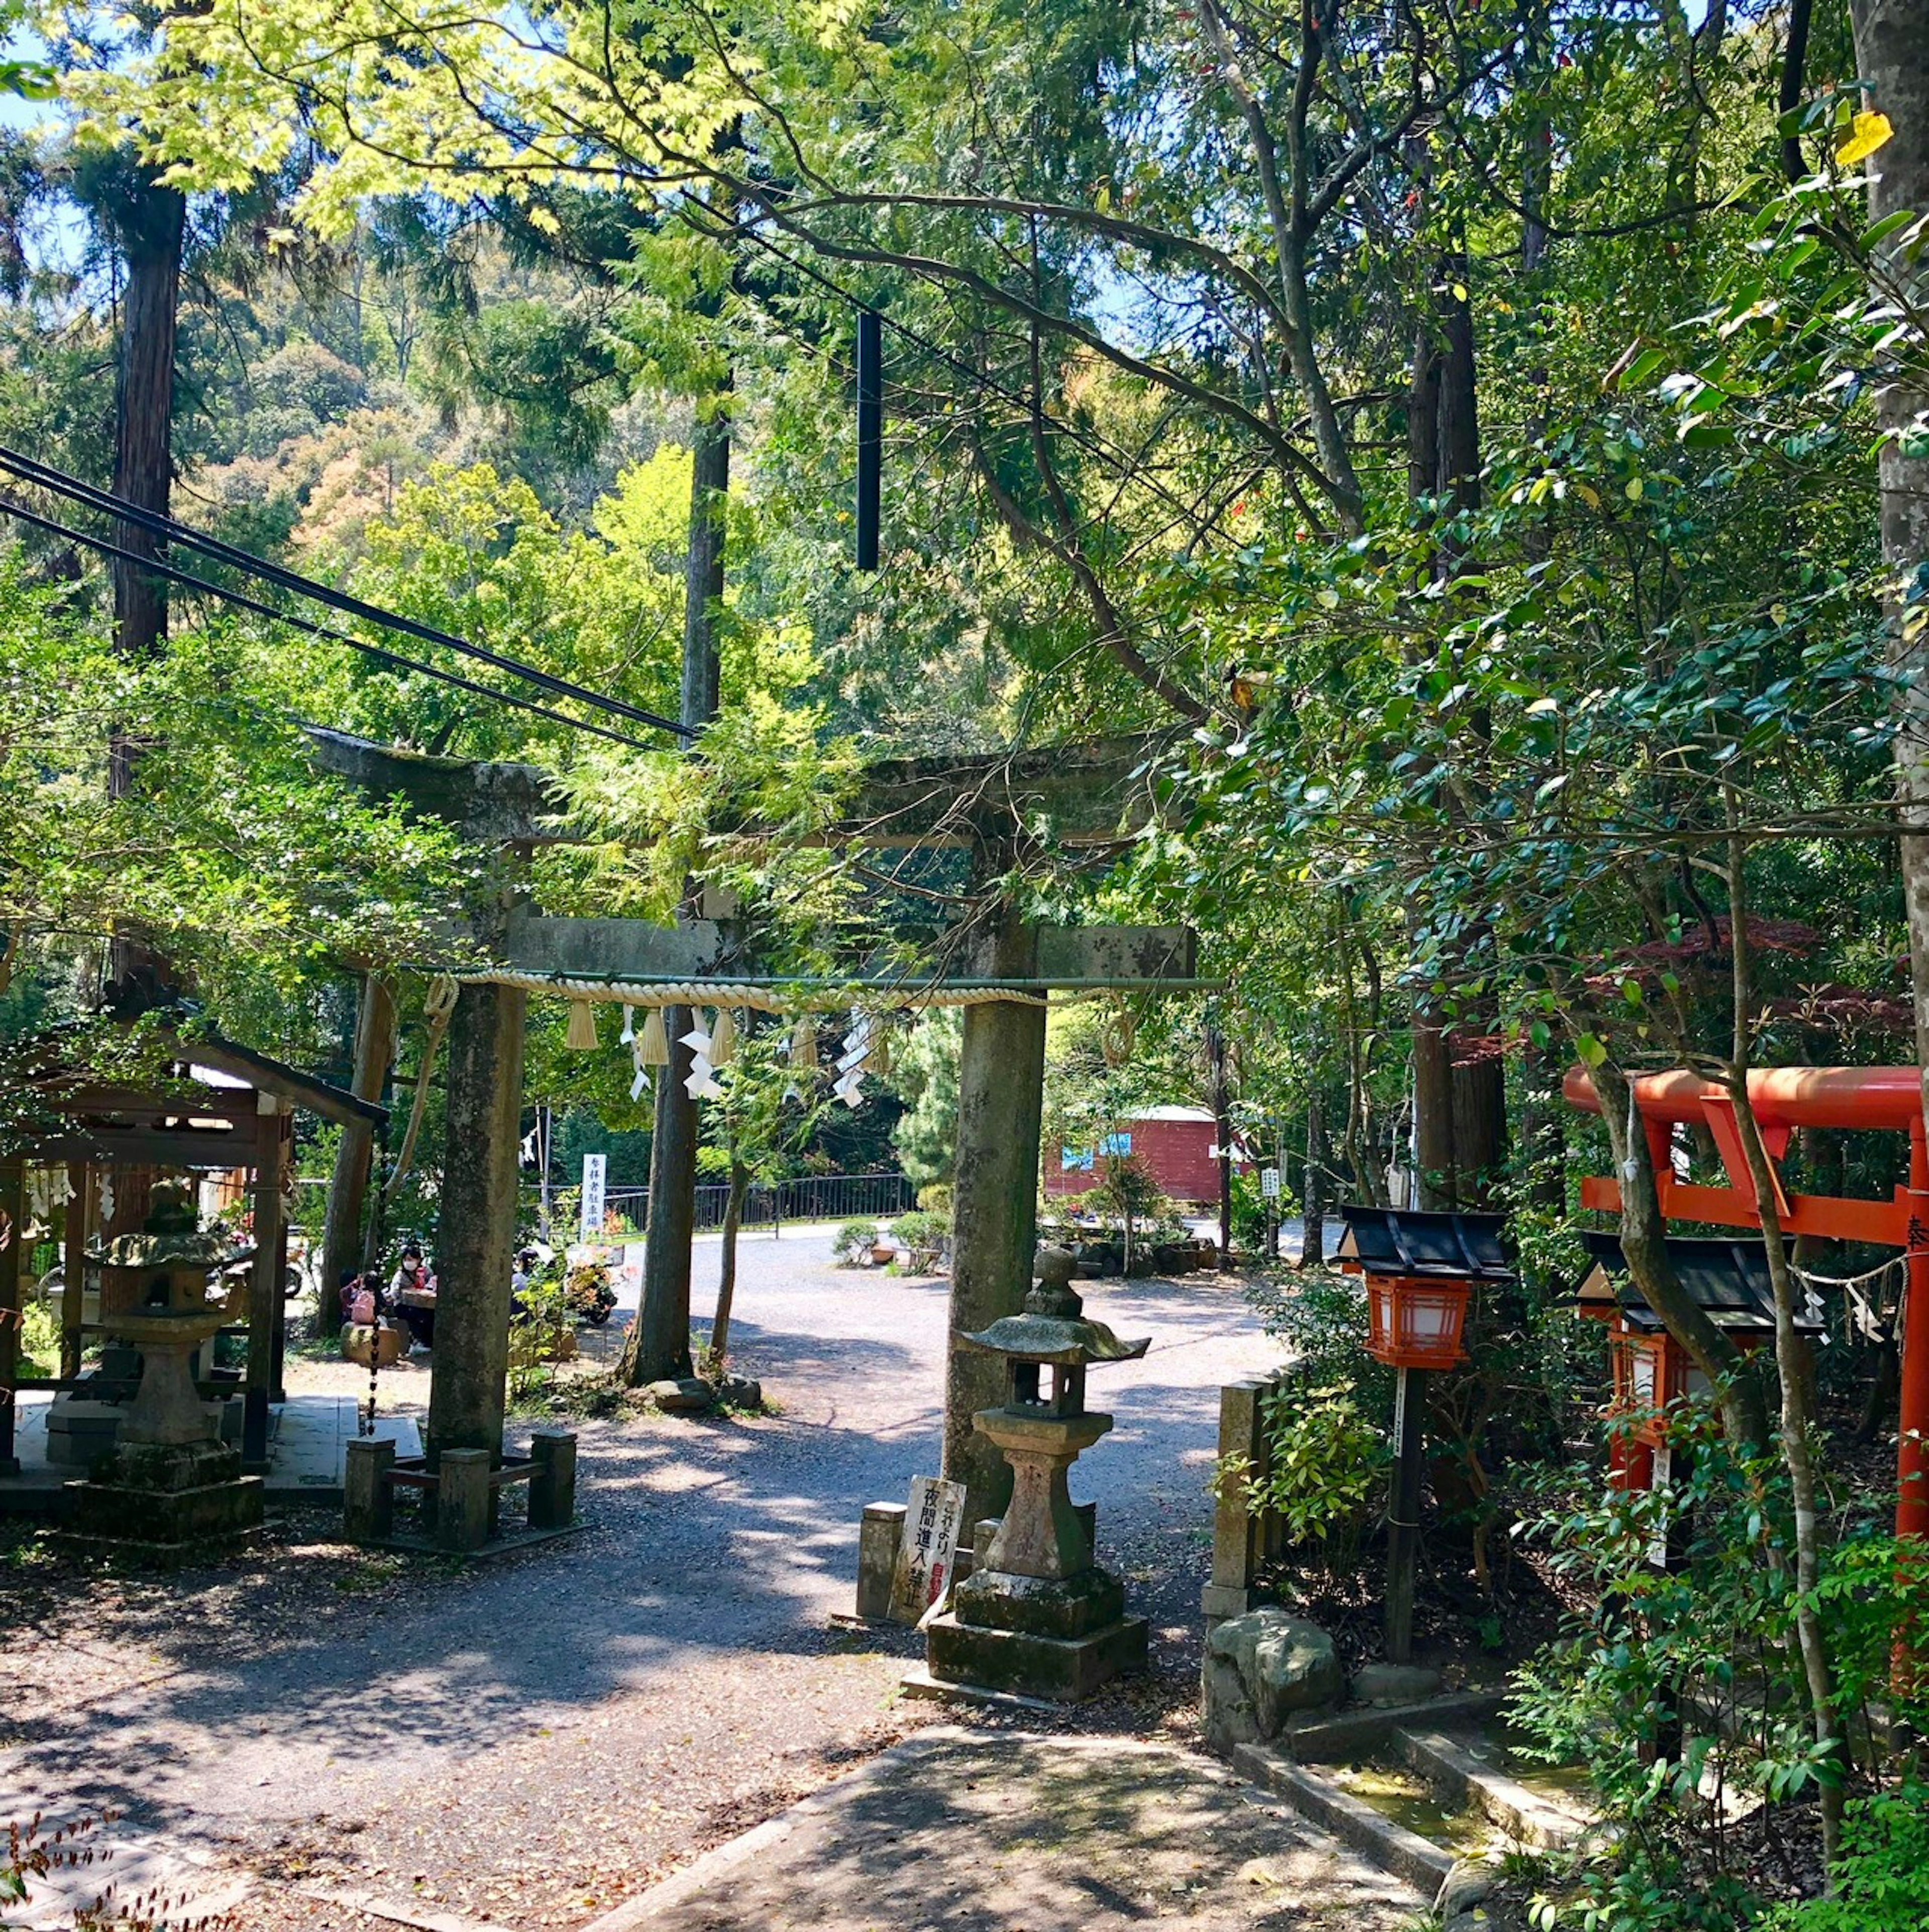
xmin=831 ymin=1219 xmax=881 ymax=1263
xmin=916 ymin=1182 xmax=953 ymax=1219
xmin=890 ymin=1210 xmax=948 ymax=1254
xmin=1764 ymin=1785 xmax=1929 ymax=1932
xmin=15 ymin=1299 xmax=60 ymax=1379
xmin=1220 ymin=1380 xmax=1388 ymax=1575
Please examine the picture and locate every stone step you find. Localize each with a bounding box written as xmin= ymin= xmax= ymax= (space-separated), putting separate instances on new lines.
xmin=1229 ymin=1742 xmax=1456 ymax=1896
xmin=1397 ymin=1729 xmax=1588 ymax=1851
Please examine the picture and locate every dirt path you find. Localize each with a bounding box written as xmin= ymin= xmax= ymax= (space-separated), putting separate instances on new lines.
xmin=5 ymin=1241 xmax=1278 ymax=1930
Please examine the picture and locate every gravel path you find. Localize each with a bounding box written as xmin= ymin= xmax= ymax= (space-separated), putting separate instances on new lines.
xmin=4 ymin=1235 xmax=1277 ymax=1930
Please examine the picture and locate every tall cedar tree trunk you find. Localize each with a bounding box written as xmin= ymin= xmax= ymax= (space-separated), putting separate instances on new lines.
xmin=1724 ymin=821 xmax=1843 ymax=1867
xmin=706 ymin=1157 xmax=751 ymax=1375
xmin=1408 ymin=274 xmax=1507 ymax=1205
xmin=1847 ymin=0 xmax=1929 ymax=1542
xmin=105 ymin=170 xmax=185 ymax=1008
xmin=621 ymin=399 xmax=728 ymax=1386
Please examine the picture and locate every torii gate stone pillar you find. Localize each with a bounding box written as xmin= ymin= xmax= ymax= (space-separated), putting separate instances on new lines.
xmin=425 ymin=980 xmax=527 ymax=1463
xmin=944 ymin=907 xmax=1046 ymax=1525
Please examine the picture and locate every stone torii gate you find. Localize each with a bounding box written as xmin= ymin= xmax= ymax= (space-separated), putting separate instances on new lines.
xmin=309 ymin=730 xmax=1208 ymax=1522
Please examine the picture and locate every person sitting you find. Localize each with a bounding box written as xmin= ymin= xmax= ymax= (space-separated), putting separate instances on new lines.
xmin=388 ymin=1246 xmax=427 ymax=1305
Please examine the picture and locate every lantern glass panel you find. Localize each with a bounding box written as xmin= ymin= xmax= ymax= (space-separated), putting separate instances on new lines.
xmin=1632 ymin=1350 xmax=1657 ymax=1404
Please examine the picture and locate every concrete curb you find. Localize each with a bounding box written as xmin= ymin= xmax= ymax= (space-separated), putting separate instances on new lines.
xmin=294 ymin=1883 xmax=519 ymax=1932
xmin=1231 ymin=1742 xmax=1456 ymax=1895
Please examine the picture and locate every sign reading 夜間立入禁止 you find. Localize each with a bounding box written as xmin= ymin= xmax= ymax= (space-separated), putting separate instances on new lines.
xmin=580 ymin=1152 xmax=607 ymax=1242
xmin=889 ymin=1474 xmax=968 ymax=1624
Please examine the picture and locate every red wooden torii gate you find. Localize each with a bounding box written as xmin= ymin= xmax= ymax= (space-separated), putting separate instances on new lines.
xmin=1564 ymin=1064 xmax=1929 ymax=1542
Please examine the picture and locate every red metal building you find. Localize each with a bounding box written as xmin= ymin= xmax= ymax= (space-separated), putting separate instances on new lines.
xmin=1047 ymin=1106 xmax=1249 ymax=1206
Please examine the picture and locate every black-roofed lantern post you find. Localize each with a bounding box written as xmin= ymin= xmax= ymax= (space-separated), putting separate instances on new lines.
xmin=1572 ymin=1233 xmax=1815 ymax=1507
xmin=1340 ymin=1206 xmax=1510 ymax=1665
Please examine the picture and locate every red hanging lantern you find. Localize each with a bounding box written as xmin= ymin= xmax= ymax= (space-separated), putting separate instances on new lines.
xmin=1363 ymin=1274 xmax=1472 ymax=1369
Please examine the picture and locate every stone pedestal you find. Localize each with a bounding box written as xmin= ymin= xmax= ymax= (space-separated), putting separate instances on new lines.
xmin=68 ymin=1438 xmax=263 ymax=1553
xmin=923 ymin=1403 xmax=1146 ymax=1703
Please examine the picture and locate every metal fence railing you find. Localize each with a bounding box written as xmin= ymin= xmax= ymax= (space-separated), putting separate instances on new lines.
xmin=527 ymin=1171 xmax=916 ymax=1240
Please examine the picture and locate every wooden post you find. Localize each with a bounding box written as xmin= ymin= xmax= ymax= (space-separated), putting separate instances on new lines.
xmin=243 ymin=1101 xmax=290 ymax=1471
xmin=1384 ymin=1365 xmax=1425 ymax=1663
xmin=426 ymin=982 xmax=527 ymax=1464
xmin=320 ymin=971 xmax=395 ymax=1307
xmin=0 ymin=1156 xmax=23 ymax=1473
xmin=942 ymin=904 xmax=1046 ymax=1526
xmin=61 ymin=1163 xmax=88 ymax=1381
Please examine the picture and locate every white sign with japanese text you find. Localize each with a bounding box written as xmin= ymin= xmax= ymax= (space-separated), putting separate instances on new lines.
xmin=889 ymin=1474 xmax=968 ymax=1624
xmin=579 ymin=1153 xmax=607 ymax=1243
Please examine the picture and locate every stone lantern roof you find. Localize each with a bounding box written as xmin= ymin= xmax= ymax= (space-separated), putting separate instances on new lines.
xmin=962 ymin=1248 xmax=1150 ymax=1368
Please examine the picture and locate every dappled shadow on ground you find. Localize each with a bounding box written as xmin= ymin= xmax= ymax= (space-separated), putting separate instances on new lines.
xmin=644 ymin=1731 xmax=1421 ymax=1931
xmin=3 ymin=1265 xmax=1269 ymax=1885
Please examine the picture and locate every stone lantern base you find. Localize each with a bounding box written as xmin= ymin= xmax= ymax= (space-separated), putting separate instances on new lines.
xmin=925 ymin=1563 xmax=1148 ymax=1702
xmin=67 ymin=1438 xmax=264 ymax=1554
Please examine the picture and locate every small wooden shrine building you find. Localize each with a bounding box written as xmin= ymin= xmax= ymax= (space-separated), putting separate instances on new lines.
xmin=1 ymin=1024 xmax=385 ymax=1484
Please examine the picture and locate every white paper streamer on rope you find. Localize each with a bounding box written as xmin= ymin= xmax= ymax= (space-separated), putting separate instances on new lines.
xmin=681 ymin=1016 xmax=723 ymax=1100
xmin=98 ymin=1174 xmax=115 ymax=1223
xmin=833 ymin=1010 xmax=872 ymax=1108
xmin=630 ymin=1035 xmax=651 ymax=1103
xmin=620 ymin=1004 xmax=636 ymax=1046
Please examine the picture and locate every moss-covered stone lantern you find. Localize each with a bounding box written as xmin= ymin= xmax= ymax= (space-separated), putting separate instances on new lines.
xmin=70 ymin=1182 xmax=264 ymax=1550
xmin=923 ymin=1248 xmax=1150 ymax=1702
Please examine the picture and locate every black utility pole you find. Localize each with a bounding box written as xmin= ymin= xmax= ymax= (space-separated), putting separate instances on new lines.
xmin=855 ymin=308 xmax=882 ymax=571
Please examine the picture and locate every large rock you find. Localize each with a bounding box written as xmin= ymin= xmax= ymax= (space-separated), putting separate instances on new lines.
xmin=1201 ymin=1609 xmax=1342 ymax=1751
xmin=648 ymin=1377 xmax=715 ymax=1414
xmin=1438 ymin=1857 xmax=1498 ymax=1917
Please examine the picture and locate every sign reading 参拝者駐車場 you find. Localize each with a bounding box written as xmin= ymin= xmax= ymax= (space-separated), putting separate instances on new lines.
xmin=888 ymin=1474 xmax=968 ymax=1624
xmin=580 ymin=1153 xmax=607 ymax=1242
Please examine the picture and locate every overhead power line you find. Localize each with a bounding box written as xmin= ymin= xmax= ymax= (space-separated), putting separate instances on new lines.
xmin=0 ymin=491 xmax=658 ymax=753
xmin=0 ymin=443 xmax=694 ymax=742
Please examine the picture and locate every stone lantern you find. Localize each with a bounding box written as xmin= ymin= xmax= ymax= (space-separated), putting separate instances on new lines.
xmin=70 ymin=1181 xmax=264 ymax=1549
xmin=924 ymin=1248 xmax=1150 ymax=1702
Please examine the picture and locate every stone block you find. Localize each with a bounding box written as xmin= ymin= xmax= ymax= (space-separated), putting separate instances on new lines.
xmin=528 ymin=1427 xmax=578 ymax=1530
xmin=45 ymin=1397 xmax=123 ymax=1470
xmin=857 ymin=1502 xmax=906 ymax=1621
xmin=1202 ymin=1609 xmax=1342 ymax=1752
xmin=344 ymin=1437 xmax=396 ymax=1544
xmin=1201 ymin=1582 xmax=1273 ymax=1623
xmin=924 ymin=1611 xmax=1147 ymax=1703
xmin=1352 ymin=1662 xmax=1445 ymax=1708
xmin=67 ymin=1436 xmax=264 ymax=1550
xmin=436 ymin=1448 xmax=493 ymax=1552
xmin=951 ymin=1564 xmax=1125 ymax=1640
